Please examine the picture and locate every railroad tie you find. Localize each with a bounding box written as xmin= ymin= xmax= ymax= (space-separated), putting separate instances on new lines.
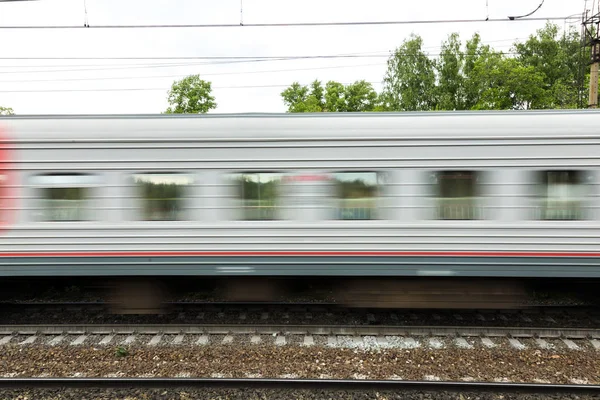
xmin=70 ymin=335 xmax=88 ymax=346
xmin=0 ymin=336 xmax=13 ymax=345
xmin=196 ymin=335 xmax=209 ymax=345
xmin=173 ymin=335 xmax=185 ymax=345
xmin=508 ymin=338 xmax=526 ymax=350
xmin=148 ymin=334 xmax=163 ymax=346
xmin=48 ymin=335 xmax=65 ymax=346
xmin=99 ymin=335 xmax=115 ymax=346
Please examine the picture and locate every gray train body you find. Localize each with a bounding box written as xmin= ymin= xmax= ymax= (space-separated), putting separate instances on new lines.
xmin=0 ymin=111 xmax=599 ymax=278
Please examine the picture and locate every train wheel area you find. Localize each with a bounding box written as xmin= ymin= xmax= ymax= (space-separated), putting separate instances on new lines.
xmin=0 ymin=276 xmax=598 ymax=313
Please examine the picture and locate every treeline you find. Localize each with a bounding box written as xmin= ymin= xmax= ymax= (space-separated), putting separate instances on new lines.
xmin=237 ymin=177 xmax=278 ymax=202
xmin=282 ymin=23 xmax=586 ymax=113
xmin=0 ymin=22 xmax=587 ymax=115
xmin=336 ymin=178 xmax=378 ymax=199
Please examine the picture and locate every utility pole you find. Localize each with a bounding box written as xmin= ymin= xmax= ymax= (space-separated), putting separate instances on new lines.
xmin=583 ymin=6 xmax=600 ymax=108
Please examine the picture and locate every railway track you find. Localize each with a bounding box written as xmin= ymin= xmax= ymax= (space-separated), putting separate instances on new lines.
xmin=0 ymin=323 xmax=598 ymax=350
xmin=1 ymin=301 xmax=598 ymax=329
xmin=0 ymin=377 xmax=599 ymax=395
xmin=0 ymin=322 xmax=597 ymax=387
xmin=1 ymin=303 xmax=598 ymax=389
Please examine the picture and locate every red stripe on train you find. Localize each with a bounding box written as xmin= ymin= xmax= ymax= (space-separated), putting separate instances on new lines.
xmin=0 ymin=125 xmax=17 ymax=232
xmin=0 ymin=251 xmax=599 ymax=257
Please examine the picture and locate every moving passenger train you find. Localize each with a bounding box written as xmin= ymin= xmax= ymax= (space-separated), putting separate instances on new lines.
xmin=0 ymin=110 xmax=599 ymax=308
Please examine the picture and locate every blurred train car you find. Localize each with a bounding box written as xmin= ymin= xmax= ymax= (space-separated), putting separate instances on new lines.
xmin=0 ymin=110 xmax=599 ymax=310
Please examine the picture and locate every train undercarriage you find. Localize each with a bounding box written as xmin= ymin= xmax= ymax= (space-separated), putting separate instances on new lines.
xmin=1 ymin=275 xmax=595 ymax=314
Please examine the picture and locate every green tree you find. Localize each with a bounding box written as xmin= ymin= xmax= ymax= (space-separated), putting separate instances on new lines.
xmin=341 ymin=80 xmax=379 ymax=112
xmin=471 ymin=56 xmax=547 ymax=110
xmin=165 ymin=75 xmax=216 ymax=114
xmin=0 ymin=106 xmax=14 ymax=115
xmin=462 ymin=33 xmax=495 ymax=109
xmin=436 ymin=33 xmax=466 ymax=110
xmin=281 ymin=80 xmax=379 ymax=112
xmin=281 ymin=81 xmax=323 ymax=112
xmin=381 ymin=34 xmax=437 ymax=111
xmin=514 ymin=22 xmax=585 ymax=108
xmin=324 ymin=81 xmax=346 ymax=111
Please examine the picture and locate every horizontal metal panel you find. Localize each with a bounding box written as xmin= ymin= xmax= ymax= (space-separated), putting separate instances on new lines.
xmin=13 ymin=155 xmax=600 ymax=163
xmin=2 ymin=245 xmax=600 ymax=252
xmin=13 ymin=162 xmax=600 ymax=171
xmin=4 ymin=111 xmax=600 ymax=142
xmin=0 ymin=255 xmax=599 ymax=278
xmin=5 ymin=222 xmax=600 ymax=231
xmin=12 ymin=139 xmax=600 ymax=149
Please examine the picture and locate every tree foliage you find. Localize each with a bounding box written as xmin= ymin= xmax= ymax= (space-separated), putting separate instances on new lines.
xmin=381 ymin=34 xmax=437 ymax=111
xmin=513 ymin=22 xmax=585 ymax=109
xmin=281 ymin=79 xmax=379 ymax=112
xmin=282 ymin=23 xmax=585 ymax=112
xmin=470 ymin=57 xmax=547 ymax=110
xmin=0 ymin=106 xmax=14 ymax=115
xmin=381 ymin=28 xmax=577 ymax=112
xmin=336 ymin=178 xmax=377 ymax=199
xmin=165 ymin=75 xmax=216 ymax=114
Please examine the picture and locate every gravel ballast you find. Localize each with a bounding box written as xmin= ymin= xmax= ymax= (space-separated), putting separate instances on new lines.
xmin=0 ymin=344 xmax=598 ymax=384
xmin=0 ymin=388 xmax=597 ymax=400
xmin=2 ymin=305 xmax=599 ymax=328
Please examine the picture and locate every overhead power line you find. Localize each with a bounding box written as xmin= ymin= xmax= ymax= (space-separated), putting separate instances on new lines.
xmin=509 ymin=0 xmax=545 ymax=20
xmin=0 ymin=54 xmax=390 ymax=61
xmin=0 ymin=51 xmax=524 ymax=75
xmin=0 ymin=82 xmax=382 ymax=93
xmin=0 ymin=55 xmax=393 ymax=75
xmin=0 ymin=62 xmax=385 ymax=84
xmin=0 ymin=15 xmax=575 ymax=29
xmin=0 ymin=37 xmax=525 ymax=61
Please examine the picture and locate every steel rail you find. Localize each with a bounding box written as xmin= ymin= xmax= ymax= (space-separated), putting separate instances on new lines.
xmin=0 ymin=324 xmax=597 ymax=338
xmin=0 ymin=300 xmax=340 ymax=307
xmin=0 ymin=300 xmax=593 ymax=310
xmin=0 ymin=377 xmax=598 ymax=394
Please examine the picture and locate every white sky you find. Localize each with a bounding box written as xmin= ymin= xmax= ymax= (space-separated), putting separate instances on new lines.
xmin=0 ymin=0 xmax=587 ymax=115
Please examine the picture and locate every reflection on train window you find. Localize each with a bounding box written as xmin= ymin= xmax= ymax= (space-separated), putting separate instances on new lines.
xmin=233 ymin=172 xmax=281 ymax=220
xmin=333 ymin=172 xmax=381 ymax=220
xmin=134 ymin=173 xmax=192 ymax=221
xmin=434 ymin=171 xmax=481 ymax=220
xmin=537 ymin=171 xmax=586 ymax=220
xmin=0 ymin=174 xmax=6 ymax=224
xmin=31 ymin=173 xmax=95 ymax=222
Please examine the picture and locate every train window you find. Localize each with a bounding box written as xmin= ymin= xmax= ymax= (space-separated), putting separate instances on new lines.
xmin=133 ymin=173 xmax=192 ymax=221
xmin=333 ymin=172 xmax=382 ymax=220
xmin=433 ymin=171 xmax=481 ymax=220
xmin=536 ymin=171 xmax=587 ymax=220
xmin=232 ymin=172 xmax=282 ymax=220
xmin=31 ymin=173 xmax=97 ymax=222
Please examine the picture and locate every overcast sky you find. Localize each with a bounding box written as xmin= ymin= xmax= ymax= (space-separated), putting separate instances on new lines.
xmin=0 ymin=0 xmax=587 ymax=114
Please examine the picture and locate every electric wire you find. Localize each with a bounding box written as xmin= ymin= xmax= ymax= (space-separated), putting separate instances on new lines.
xmin=0 ymin=37 xmax=525 ymax=61
xmin=0 ymin=15 xmax=576 ymax=29
xmin=0 ymin=81 xmax=383 ymax=93
xmin=0 ymin=49 xmax=523 ymax=74
xmin=0 ymin=62 xmax=386 ymax=84
xmin=509 ymin=0 xmax=545 ymax=20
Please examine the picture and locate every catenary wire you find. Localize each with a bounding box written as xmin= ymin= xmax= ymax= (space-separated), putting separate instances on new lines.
xmin=0 ymin=51 xmax=524 ymax=74
xmin=0 ymin=81 xmax=382 ymax=93
xmin=0 ymin=62 xmax=387 ymax=84
xmin=0 ymin=15 xmax=576 ymax=29
xmin=0 ymin=55 xmax=401 ymax=74
xmin=0 ymin=38 xmax=524 ymax=60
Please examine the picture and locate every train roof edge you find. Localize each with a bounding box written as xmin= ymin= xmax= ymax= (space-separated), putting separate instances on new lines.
xmin=2 ymin=109 xmax=600 ymax=120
